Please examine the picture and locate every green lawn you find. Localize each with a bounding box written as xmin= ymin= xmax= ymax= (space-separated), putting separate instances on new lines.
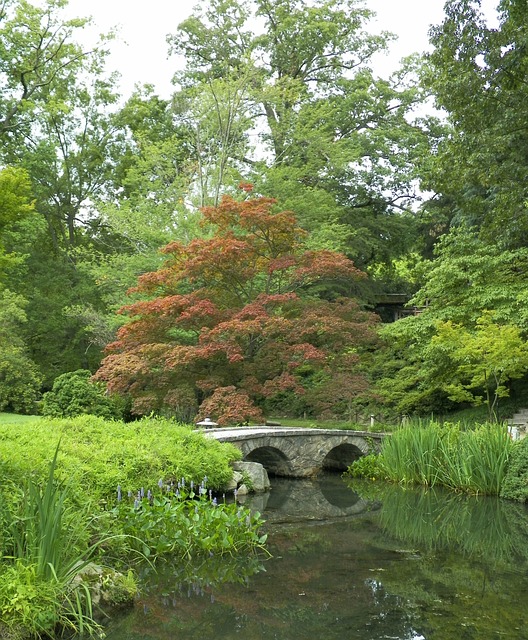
xmin=0 ymin=412 xmax=41 ymax=424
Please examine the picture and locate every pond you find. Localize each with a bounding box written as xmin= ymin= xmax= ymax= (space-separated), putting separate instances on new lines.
xmin=104 ymin=474 xmax=528 ymax=640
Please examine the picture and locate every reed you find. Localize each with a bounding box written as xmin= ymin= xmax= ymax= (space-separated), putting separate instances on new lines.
xmin=380 ymin=421 xmax=513 ymax=495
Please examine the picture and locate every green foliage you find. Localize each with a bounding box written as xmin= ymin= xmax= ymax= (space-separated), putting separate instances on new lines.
xmin=375 ymin=227 xmax=528 ymax=416
xmin=0 ymin=415 xmax=241 ymax=503
xmin=1 ymin=445 xmax=107 ymax=638
xmin=346 ymin=453 xmax=386 ymax=481
xmin=0 ymin=290 xmax=42 ymax=413
xmin=0 ymin=418 xmax=266 ymax=635
xmin=429 ymin=314 xmax=528 ymax=421
xmin=422 ymin=0 xmax=528 ymax=248
xmin=111 ymin=484 xmax=267 ymax=563
xmin=379 ymin=421 xmax=514 ymax=495
xmin=41 ymin=369 xmax=123 ymax=419
xmin=170 ymin=0 xmax=427 ymax=272
xmin=0 ymin=562 xmax=67 ymax=640
xmin=500 ymin=438 xmax=528 ymax=502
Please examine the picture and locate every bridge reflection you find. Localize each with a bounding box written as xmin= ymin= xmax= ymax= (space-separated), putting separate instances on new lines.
xmin=240 ymin=474 xmax=378 ymax=523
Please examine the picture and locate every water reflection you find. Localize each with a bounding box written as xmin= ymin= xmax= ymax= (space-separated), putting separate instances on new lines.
xmin=348 ymin=480 xmax=528 ymax=566
xmin=242 ymin=473 xmax=375 ymax=522
xmin=104 ymin=477 xmax=528 ymax=640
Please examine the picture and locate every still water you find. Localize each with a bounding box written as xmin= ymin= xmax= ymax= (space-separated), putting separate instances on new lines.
xmin=105 ymin=475 xmax=528 ymax=640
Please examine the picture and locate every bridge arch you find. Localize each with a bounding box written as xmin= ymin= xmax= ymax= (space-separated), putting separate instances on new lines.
xmin=321 ymin=442 xmax=365 ymax=472
xmin=244 ymin=446 xmax=293 ymax=476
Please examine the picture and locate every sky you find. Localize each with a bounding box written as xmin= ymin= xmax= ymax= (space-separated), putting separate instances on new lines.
xmin=65 ymin=0 xmax=499 ymax=99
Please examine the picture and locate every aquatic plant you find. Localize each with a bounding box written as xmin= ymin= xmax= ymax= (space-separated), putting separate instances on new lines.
xmin=110 ymin=478 xmax=268 ymax=563
xmin=356 ymin=421 xmax=514 ymax=495
xmin=0 ymin=445 xmax=109 ymax=638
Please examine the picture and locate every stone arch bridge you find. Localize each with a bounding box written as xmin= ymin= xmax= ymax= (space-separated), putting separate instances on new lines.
xmin=205 ymin=427 xmax=386 ymax=478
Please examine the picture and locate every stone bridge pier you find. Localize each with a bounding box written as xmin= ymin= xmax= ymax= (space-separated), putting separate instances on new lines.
xmin=206 ymin=427 xmax=385 ymax=478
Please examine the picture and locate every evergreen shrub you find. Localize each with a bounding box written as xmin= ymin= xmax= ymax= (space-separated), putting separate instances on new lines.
xmin=41 ymin=369 xmax=123 ymax=420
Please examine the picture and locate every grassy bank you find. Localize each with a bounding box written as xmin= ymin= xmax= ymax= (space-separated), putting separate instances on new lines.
xmin=0 ymin=415 xmax=267 ymax=638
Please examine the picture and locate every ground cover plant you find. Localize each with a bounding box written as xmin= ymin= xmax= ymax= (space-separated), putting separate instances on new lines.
xmin=347 ymin=420 xmax=514 ymax=496
xmin=0 ymin=415 xmax=267 ymax=638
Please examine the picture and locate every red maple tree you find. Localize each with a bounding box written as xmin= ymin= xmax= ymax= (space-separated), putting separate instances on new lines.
xmin=95 ymin=192 xmax=379 ymax=425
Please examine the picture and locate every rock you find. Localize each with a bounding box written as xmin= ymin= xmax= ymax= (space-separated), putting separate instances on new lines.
xmin=236 ymin=483 xmax=249 ymax=496
xmin=232 ymin=461 xmax=271 ymax=493
xmin=70 ymin=562 xmax=137 ymax=620
xmin=223 ymin=477 xmax=238 ymax=491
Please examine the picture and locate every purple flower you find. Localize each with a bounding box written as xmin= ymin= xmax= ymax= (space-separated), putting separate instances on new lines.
xmin=158 ymin=478 xmax=164 ymax=489
xmin=117 ymin=485 xmax=122 ymax=502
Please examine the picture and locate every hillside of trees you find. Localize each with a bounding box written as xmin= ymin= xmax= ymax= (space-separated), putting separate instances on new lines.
xmin=2 ymin=0 xmax=527 ymax=424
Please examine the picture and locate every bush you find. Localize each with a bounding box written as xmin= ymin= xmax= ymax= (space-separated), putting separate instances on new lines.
xmin=41 ymin=369 xmax=123 ymax=419
xmin=0 ymin=415 xmax=242 ymax=504
xmin=0 ymin=419 xmax=265 ymax=636
xmin=500 ymin=438 xmax=528 ymax=502
xmin=346 ymin=453 xmax=386 ymax=480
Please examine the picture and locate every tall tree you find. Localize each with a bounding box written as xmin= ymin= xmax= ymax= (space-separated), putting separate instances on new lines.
xmin=421 ymin=0 xmax=528 ymax=248
xmin=0 ymin=166 xmax=43 ymax=411
xmin=169 ymin=0 xmax=428 ymax=274
xmin=0 ymin=0 xmax=125 ymax=382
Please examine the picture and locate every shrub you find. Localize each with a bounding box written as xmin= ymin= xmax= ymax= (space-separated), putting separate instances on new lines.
xmin=500 ymin=438 xmax=528 ymax=502
xmin=41 ymin=369 xmax=123 ymax=419
xmin=0 ymin=415 xmax=242 ymax=504
xmin=346 ymin=453 xmax=386 ymax=480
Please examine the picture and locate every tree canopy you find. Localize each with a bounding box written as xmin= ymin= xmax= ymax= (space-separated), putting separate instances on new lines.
xmin=95 ymin=192 xmax=379 ymax=424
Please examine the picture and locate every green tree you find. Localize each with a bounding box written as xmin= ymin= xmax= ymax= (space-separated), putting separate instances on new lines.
xmin=170 ymin=0 xmax=428 ymax=275
xmin=0 ymin=290 xmax=42 ymax=413
xmin=421 ymin=0 xmax=528 ymax=248
xmin=0 ymin=166 xmax=43 ymax=412
xmin=375 ymin=226 xmax=528 ymax=416
xmin=0 ymin=0 xmax=128 ymax=382
xmin=429 ymin=314 xmax=528 ymax=421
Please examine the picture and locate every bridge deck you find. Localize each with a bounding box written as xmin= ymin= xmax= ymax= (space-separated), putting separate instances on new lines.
xmin=203 ymin=426 xmax=381 ymax=440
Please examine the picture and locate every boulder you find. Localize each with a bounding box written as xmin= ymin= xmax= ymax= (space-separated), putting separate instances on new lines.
xmin=232 ymin=461 xmax=271 ymax=493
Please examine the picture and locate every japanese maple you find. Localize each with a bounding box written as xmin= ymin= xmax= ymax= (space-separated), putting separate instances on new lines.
xmin=95 ymin=191 xmax=379 ymax=424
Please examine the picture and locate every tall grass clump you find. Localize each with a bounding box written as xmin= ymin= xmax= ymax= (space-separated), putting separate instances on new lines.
xmin=0 ymin=445 xmax=108 ymax=638
xmin=379 ymin=421 xmax=514 ymax=495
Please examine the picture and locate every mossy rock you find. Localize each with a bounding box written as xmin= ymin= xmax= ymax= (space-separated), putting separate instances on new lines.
xmin=71 ymin=562 xmax=137 ymax=618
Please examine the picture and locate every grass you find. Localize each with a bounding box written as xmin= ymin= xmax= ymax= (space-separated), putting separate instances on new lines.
xmin=378 ymin=421 xmax=514 ymax=495
xmin=0 ymin=412 xmax=41 ymax=424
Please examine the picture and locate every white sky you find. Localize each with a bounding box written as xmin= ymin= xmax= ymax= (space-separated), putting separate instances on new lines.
xmin=65 ymin=0 xmax=499 ymax=99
